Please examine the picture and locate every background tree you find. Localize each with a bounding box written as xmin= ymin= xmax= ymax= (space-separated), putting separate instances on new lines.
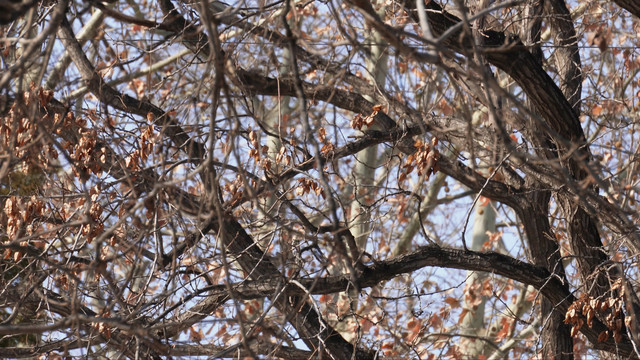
xmin=1 ymin=0 xmax=640 ymax=358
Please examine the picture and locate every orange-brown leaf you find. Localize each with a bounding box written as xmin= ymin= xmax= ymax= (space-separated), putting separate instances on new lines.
xmin=444 ymin=297 xmax=460 ymax=308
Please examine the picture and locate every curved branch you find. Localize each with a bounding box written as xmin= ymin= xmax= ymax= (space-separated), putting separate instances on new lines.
xmin=163 ymin=243 xmax=635 ymax=356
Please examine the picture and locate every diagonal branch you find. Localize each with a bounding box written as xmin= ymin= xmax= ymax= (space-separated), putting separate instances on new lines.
xmin=203 ymin=212 xmax=376 ymax=359
xmin=56 ymin=17 xmax=206 ymax=161
xmin=611 ymin=0 xmax=640 ymax=18
xmin=0 ymin=0 xmax=70 ymax=90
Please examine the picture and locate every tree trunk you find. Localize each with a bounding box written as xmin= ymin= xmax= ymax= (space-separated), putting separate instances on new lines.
xmin=518 ymin=190 xmax=573 ymax=359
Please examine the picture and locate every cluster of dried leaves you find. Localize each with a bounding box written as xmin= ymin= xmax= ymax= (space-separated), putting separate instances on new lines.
xmin=350 ymin=104 xmax=385 ymax=130
xmin=564 ymin=279 xmax=627 ymax=343
xmin=399 ymin=137 xmax=440 ymax=182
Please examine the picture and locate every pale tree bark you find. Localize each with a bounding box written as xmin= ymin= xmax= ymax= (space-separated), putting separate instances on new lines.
xmin=348 ymin=0 xmax=388 ymax=253
xmin=246 ymin=47 xmax=293 ymax=343
xmin=459 ymin=196 xmax=496 ymax=357
xmin=335 ymin=0 xmax=390 ymax=342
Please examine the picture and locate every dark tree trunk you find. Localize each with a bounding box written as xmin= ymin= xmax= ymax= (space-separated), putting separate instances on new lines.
xmin=518 ymin=190 xmax=573 ymax=359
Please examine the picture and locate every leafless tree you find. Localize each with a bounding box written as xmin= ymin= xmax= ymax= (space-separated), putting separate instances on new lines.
xmin=1 ymin=0 xmax=640 ymax=358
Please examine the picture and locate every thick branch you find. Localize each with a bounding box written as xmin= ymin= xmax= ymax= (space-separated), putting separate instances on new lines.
xmin=165 ymin=243 xmax=634 ymax=356
xmin=612 ymin=0 xmax=640 ymax=18
xmin=206 ymin=214 xmax=376 ymax=359
xmin=545 ymin=0 xmax=582 ymax=113
xmin=0 ymin=0 xmax=38 ymax=24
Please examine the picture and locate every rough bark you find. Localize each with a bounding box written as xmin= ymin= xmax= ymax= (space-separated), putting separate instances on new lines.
xmin=545 ymin=0 xmax=582 ymax=113
xmin=517 ymin=190 xmax=573 ymax=359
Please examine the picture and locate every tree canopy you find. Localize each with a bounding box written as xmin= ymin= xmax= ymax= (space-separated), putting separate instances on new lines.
xmin=1 ymin=0 xmax=640 ymax=358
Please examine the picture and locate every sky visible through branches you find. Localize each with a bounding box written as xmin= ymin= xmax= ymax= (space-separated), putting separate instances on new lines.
xmin=1 ymin=0 xmax=640 ymax=359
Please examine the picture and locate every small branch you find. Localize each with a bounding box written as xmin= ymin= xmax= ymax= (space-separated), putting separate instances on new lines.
xmin=65 ymin=48 xmax=191 ymax=100
xmin=57 ymin=17 xmax=206 ymax=161
xmin=0 ymin=0 xmax=70 ymax=90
